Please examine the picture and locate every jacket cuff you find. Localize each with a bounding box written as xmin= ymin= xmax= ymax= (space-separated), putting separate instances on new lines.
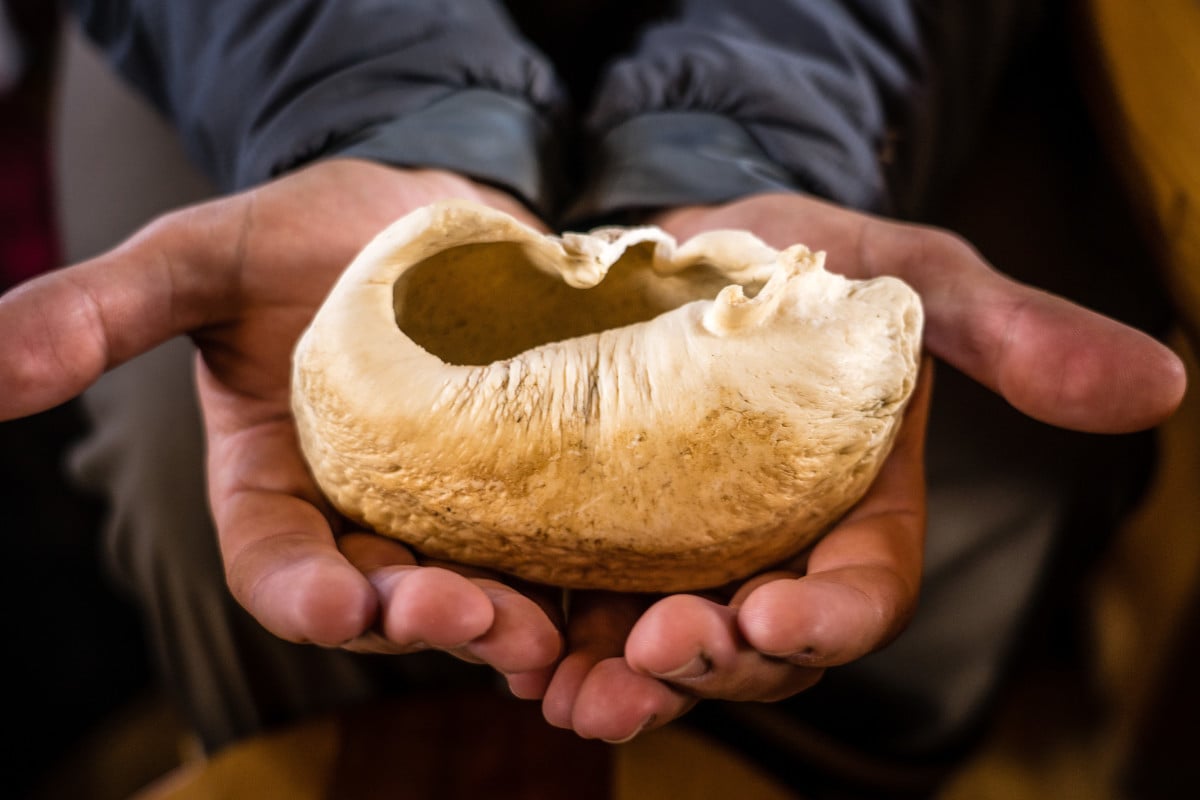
xmin=565 ymin=112 xmax=804 ymax=226
xmin=309 ymin=89 xmax=560 ymax=218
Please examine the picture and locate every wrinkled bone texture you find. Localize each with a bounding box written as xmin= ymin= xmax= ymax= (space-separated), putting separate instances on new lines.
xmin=291 ymin=200 xmax=923 ymax=592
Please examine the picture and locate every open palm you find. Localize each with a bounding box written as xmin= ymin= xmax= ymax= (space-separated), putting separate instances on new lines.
xmin=538 ymin=192 xmax=1186 ymax=743
xmin=0 ymin=160 xmax=564 ymax=687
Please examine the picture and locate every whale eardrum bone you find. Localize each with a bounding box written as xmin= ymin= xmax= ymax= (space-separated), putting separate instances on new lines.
xmin=291 ymin=200 xmax=924 ymax=592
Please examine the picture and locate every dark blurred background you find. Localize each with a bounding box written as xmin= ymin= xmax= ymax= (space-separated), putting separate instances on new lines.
xmin=1 ymin=2 xmax=155 ymax=797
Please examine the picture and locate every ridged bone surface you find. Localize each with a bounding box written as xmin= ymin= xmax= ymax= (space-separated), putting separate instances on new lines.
xmin=291 ymin=200 xmax=923 ymax=591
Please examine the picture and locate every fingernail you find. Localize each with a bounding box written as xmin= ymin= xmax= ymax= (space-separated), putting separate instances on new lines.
xmin=602 ymin=715 xmax=656 ymax=745
xmin=650 ymin=654 xmax=711 ymax=680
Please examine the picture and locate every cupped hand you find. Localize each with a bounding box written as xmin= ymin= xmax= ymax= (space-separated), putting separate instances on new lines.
xmin=0 ymin=159 xmax=562 ymax=688
xmin=540 ymin=190 xmax=1186 ymax=742
xmin=543 ymin=359 xmax=932 ymax=742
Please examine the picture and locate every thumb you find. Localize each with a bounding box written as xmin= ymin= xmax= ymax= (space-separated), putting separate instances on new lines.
xmin=865 ymin=222 xmax=1187 ymax=433
xmin=0 ymin=203 xmax=238 ymax=420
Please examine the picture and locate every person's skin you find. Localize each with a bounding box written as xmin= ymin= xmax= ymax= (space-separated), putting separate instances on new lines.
xmin=543 ymin=362 xmax=932 ymax=742
xmin=1 ymin=160 xmax=564 ymax=688
xmin=0 ymin=162 xmax=1186 ymax=743
xmin=538 ymin=192 xmax=1188 ymax=741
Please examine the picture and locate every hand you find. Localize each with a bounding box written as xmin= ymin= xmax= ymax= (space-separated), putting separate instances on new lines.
xmin=542 ymin=360 xmax=932 ymax=742
xmin=537 ymin=191 xmax=1187 ymax=742
xmin=0 ymin=160 xmax=562 ymax=689
xmin=654 ymin=193 xmax=1186 ymax=433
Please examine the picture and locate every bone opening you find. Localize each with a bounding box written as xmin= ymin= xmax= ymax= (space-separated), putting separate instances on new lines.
xmin=393 ymin=241 xmax=747 ymax=365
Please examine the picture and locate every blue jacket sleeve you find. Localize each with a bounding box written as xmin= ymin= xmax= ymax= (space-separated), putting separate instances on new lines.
xmin=571 ymin=0 xmax=927 ymax=221
xmin=67 ymin=0 xmax=569 ymax=213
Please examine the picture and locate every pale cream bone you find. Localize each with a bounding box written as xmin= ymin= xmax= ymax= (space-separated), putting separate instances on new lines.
xmin=291 ymin=200 xmax=924 ymax=592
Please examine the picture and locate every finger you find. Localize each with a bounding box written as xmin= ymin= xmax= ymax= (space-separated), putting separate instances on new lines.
xmin=211 ymin=436 xmax=378 ymax=645
xmin=505 ymin=668 xmax=556 ymax=701
xmin=738 ymin=363 xmax=932 ymax=664
xmin=420 ymin=558 xmax=565 ymax=694
xmin=569 ymin=657 xmax=696 ymax=743
xmin=340 ymin=534 xmax=563 ymax=676
xmin=199 ymin=356 xmax=380 ymax=646
xmin=738 ymin=563 xmax=913 ymax=668
xmin=340 ymin=533 xmax=495 ymax=649
xmin=545 ymin=594 xmax=695 ymax=741
xmin=860 ymin=220 xmax=1186 ymax=433
xmin=421 ymin=557 xmax=566 ymax=630
xmin=542 ymin=592 xmax=645 ymax=730
xmin=626 ymin=593 xmax=823 ymax=702
xmin=453 ymin=579 xmax=563 ymax=675
xmin=0 ymin=203 xmax=241 ymax=420
xmin=654 ymin=195 xmax=1185 ymax=433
